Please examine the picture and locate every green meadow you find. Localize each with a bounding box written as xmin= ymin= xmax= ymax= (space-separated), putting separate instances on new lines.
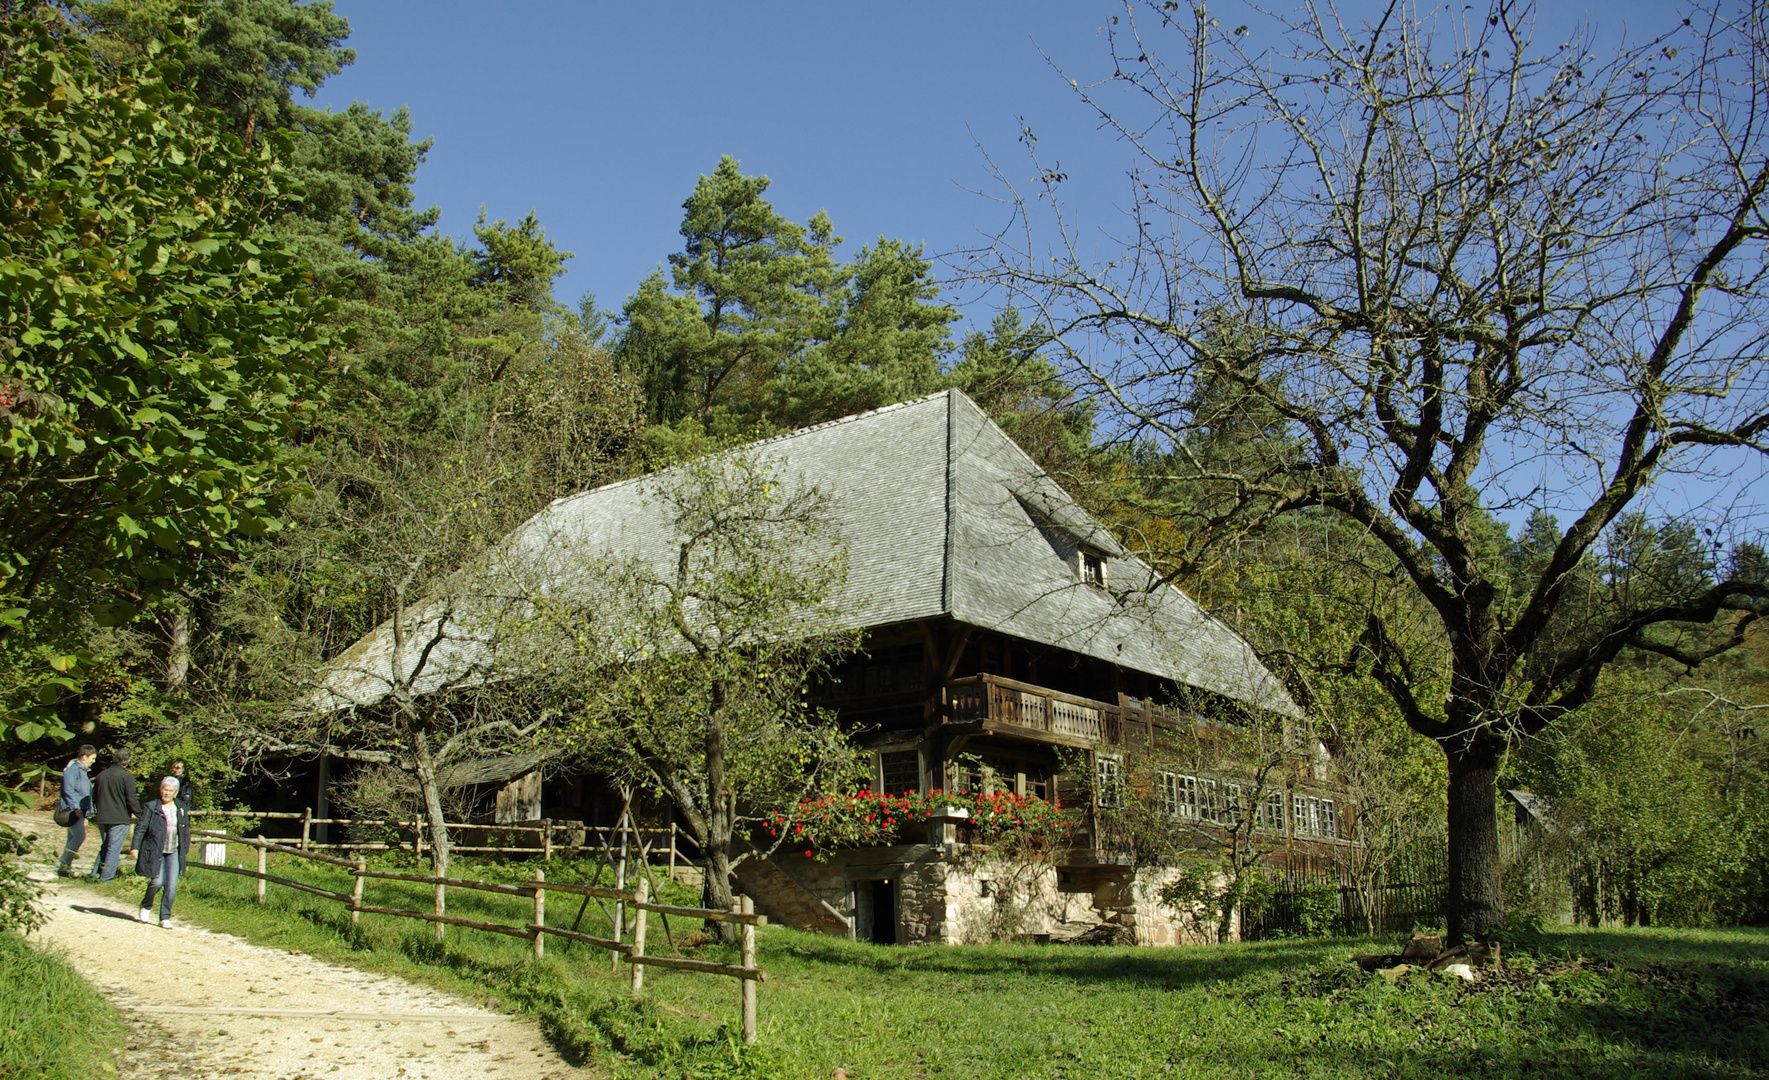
xmin=71 ymin=851 xmax=1769 ymax=1079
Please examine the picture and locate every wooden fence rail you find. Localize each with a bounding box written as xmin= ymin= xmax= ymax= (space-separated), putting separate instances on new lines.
xmin=185 ymin=830 xmax=763 ymax=1042
xmin=188 ymin=811 xmax=688 ymax=876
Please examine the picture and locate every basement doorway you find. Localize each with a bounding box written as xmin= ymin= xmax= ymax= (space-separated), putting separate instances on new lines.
xmin=855 ymin=878 xmax=898 ymax=944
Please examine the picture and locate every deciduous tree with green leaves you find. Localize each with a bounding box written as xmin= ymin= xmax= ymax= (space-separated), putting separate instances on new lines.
xmin=508 ymin=450 xmax=863 ymax=936
xmin=0 ymin=3 xmax=330 ymax=768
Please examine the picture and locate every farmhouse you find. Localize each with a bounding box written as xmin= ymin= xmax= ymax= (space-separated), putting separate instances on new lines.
xmin=319 ymin=389 xmax=1349 ymax=944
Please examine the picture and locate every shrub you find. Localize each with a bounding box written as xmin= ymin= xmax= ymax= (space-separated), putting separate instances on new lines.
xmin=0 ymin=823 xmax=44 ymax=935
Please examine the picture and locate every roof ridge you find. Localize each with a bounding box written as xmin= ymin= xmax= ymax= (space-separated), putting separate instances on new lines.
xmin=547 ymin=391 xmax=958 ymax=512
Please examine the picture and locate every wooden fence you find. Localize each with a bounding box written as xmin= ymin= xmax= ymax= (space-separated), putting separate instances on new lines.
xmin=186 ymin=830 xmax=764 ymax=1043
xmin=188 ymin=810 xmax=689 ymax=870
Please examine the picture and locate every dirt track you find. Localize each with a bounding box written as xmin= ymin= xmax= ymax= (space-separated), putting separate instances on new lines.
xmin=8 ymin=810 xmax=590 ymax=1080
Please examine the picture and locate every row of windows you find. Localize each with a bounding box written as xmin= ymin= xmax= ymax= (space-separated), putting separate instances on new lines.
xmin=1107 ymin=762 xmax=1339 ymax=839
xmin=882 ymin=753 xmax=1341 ymax=841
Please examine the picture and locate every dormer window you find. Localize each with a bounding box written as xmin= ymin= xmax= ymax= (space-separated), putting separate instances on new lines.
xmin=1081 ymin=550 xmax=1107 ymax=588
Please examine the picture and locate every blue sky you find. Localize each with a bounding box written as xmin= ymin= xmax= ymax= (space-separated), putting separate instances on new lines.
xmin=304 ymin=2 xmax=1767 ymax=533
xmin=311 ymin=2 xmax=1121 ymax=327
xmin=309 ymin=1 xmax=1689 ymax=332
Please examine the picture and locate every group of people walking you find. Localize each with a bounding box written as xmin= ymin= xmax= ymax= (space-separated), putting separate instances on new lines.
xmin=55 ymin=745 xmax=194 ymax=927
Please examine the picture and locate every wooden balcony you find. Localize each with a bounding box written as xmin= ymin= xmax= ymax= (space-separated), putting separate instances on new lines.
xmin=944 ymin=673 xmax=1124 ymax=747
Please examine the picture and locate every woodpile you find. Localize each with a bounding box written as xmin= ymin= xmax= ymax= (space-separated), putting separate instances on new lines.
xmin=1353 ymin=931 xmax=1501 ymax=982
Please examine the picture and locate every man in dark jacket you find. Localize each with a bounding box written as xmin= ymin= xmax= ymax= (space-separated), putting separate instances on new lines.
xmin=54 ymin=745 xmax=97 ymax=877
xmin=88 ymin=748 xmax=142 ymax=882
xmin=133 ymin=776 xmax=190 ymax=927
xmin=169 ymin=759 xmax=192 ymax=811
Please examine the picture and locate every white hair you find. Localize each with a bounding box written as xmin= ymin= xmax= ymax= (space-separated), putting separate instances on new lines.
xmin=160 ymin=776 xmax=180 ymax=792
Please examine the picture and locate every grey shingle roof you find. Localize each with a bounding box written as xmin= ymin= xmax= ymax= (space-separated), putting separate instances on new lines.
xmin=317 ymin=390 xmax=1299 ymax=717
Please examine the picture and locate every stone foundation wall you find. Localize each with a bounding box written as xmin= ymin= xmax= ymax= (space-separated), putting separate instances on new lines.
xmin=742 ymin=845 xmax=1242 ymax=946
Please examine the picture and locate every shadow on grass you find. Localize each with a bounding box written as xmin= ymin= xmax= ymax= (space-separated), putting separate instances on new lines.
xmin=765 ymin=929 xmax=1360 ymax=990
xmin=1523 ymin=926 xmax=1769 ymax=969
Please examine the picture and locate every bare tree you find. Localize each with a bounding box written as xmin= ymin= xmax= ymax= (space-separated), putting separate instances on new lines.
xmin=507 ymin=450 xmax=863 ymax=938
xmin=971 ymin=1 xmax=1769 ymax=939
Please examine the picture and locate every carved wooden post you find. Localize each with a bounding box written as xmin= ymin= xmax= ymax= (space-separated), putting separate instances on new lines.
xmin=300 ymin=807 xmax=312 ymax=851
xmin=351 ymin=856 xmax=365 ymax=927
xmin=255 ymin=839 xmax=266 ymax=905
xmin=434 ymin=864 xmax=445 ymax=942
xmin=413 ymin=819 xmax=423 ymax=860
xmin=629 ymin=876 xmax=649 ymax=998
xmin=542 ymin=818 xmax=553 ymax=862
xmin=668 ymin=823 xmax=678 ymax=881
xmin=739 ymin=895 xmax=757 ymax=1044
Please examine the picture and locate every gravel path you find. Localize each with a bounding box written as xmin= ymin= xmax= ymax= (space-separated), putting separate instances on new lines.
xmin=8 ymin=810 xmax=593 ymax=1080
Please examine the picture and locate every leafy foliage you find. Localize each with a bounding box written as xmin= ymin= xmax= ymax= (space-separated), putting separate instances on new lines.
xmin=0 ymin=823 xmax=43 ymax=935
xmin=0 ymin=3 xmax=332 ymax=627
xmin=510 ymin=449 xmax=863 ymax=924
xmin=767 ymin=788 xmax=1074 ymax=855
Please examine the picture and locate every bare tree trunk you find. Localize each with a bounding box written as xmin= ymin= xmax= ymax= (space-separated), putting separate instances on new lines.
xmin=1444 ymin=737 xmax=1503 ymax=943
xmin=409 ymin=727 xmax=452 ymax=874
xmin=702 ymin=697 xmax=738 ymax=942
xmin=165 ymin=607 xmax=190 ymax=694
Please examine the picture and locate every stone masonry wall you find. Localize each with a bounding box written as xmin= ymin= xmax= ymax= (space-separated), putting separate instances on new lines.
xmin=738 ymin=845 xmax=1243 ymax=946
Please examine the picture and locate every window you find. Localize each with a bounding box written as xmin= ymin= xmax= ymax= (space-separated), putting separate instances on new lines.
xmin=1158 ymin=772 xmax=1182 ymax=818
xmin=1160 ymin=773 xmax=1243 ymax=824
xmin=1222 ymin=783 xmax=1245 ymax=827
xmin=880 ymin=751 xmax=920 ymax=795
xmin=1258 ymin=791 xmax=1286 ymax=833
xmin=1291 ymin=794 xmax=1339 ymax=839
xmin=1095 ymin=755 xmax=1125 ymax=809
xmin=1081 ymin=550 xmax=1107 ymax=587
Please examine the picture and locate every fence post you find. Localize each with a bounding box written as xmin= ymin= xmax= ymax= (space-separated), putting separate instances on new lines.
xmin=532 ymin=867 xmax=545 ymax=960
xmin=542 ymin=818 xmax=553 ymax=862
xmin=300 ymin=807 xmax=312 ymax=851
xmin=668 ymin=823 xmax=677 ymax=881
xmin=434 ymin=864 xmax=445 ymax=943
xmin=629 ymin=876 xmax=649 ymax=998
xmin=414 ymin=820 xmax=423 ymax=860
xmin=351 ymin=857 xmax=365 ymax=927
xmin=255 ymin=839 xmax=266 ymax=905
xmin=739 ymin=895 xmax=757 ymax=1045
xmin=612 ymin=834 xmax=627 ymax=974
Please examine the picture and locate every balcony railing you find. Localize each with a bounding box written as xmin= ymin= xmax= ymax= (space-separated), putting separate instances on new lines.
xmin=945 ymin=673 xmax=1123 ymax=745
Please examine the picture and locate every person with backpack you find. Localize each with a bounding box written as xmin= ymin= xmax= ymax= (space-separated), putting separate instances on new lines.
xmin=53 ymin=745 xmax=97 ymax=877
xmin=89 ymin=748 xmax=143 ymax=882
xmin=133 ymin=776 xmax=190 ymax=928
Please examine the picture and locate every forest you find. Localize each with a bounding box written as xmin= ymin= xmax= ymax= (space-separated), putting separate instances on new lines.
xmin=3 ymin=0 xmax=1767 ymax=938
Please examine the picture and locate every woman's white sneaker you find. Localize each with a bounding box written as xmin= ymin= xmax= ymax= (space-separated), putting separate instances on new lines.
xmin=159 ymin=919 xmax=173 ymax=929
xmin=136 ymin=908 xmax=151 ymax=923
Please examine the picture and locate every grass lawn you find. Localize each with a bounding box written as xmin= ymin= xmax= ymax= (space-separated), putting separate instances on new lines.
xmin=80 ymin=850 xmax=1769 ymax=1079
xmin=0 ymin=929 xmax=127 ymax=1080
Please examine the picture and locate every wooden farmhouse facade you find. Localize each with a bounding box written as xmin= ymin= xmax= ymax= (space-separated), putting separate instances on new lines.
xmin=318 ymin=390 xmax=1351 ymax=945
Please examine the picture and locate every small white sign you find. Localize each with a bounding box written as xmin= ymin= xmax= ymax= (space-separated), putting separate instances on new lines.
xmin=202 ymin=842 xmax=227 ymax=866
